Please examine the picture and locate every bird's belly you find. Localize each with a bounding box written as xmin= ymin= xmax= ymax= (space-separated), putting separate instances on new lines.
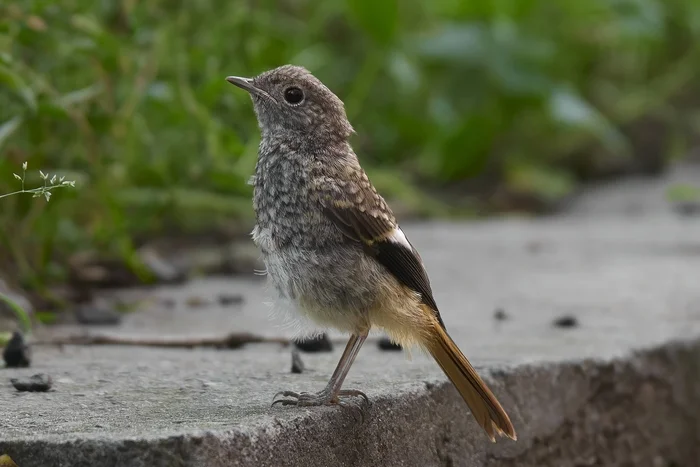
xmin=253 ymin=225 xmax=427 ymax=338
xmin=260 ymin=244 xmax=384 ymax=332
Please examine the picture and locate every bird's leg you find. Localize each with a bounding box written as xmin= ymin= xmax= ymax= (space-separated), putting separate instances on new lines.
xmin=273 ymin=332 xmax=369 ymax=407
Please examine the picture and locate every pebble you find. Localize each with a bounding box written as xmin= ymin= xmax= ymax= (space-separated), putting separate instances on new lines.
xmin=218 ymin=294 xmax=245 ymax=307
xmin=2 ymin=331 xmax=31 ymax=368
xmin=291 ymin=349 xmax=305 ymax=374
xmin=75 ymin=305 xmax=122 ymax=326
xmin=493 ymin=308 xmax=509 ymax=321
xmin=11 ymin=373 xmax=52 ymax=392
xmin=553 ymin=315 xmax=579 ymax=328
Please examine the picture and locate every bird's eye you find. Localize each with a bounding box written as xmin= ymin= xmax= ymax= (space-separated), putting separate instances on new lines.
xmin=283 ymin=87 xmax=304 ymax=105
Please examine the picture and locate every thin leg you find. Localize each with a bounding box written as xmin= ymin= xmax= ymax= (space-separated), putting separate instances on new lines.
xmin=273 ymin=332 xmax=369 ymax=408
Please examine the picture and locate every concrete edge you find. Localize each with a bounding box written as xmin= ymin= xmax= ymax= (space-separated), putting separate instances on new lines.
xmin=2 ymin=338 xmax=699 ymax=467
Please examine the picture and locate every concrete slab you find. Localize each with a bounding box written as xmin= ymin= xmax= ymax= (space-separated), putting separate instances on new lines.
xmin=1 ymin=214 xmax=700 ymax=466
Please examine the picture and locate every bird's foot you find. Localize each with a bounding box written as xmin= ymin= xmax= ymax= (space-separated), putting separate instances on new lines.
xmin=272 ymin=388 xmax=368 ymax=407
xmin=272 ymin=389 xmax=370 ymax=420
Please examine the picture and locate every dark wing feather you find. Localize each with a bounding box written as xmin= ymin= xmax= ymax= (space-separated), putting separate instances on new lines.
xmin=371 ymin=237 xmax=440 ymax=314
xmin=316 ymin=165 xmax=443 ymax=326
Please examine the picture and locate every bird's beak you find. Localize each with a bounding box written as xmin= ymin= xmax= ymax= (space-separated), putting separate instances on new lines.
xmin=226 ymin=76 xmax=276 ymax=102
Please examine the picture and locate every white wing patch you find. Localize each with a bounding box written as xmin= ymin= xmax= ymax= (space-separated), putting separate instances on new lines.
xmin=388 ymin=226 xmax=412 ymax=250
xmin=388 ymin=226 xmax=427 ymax=267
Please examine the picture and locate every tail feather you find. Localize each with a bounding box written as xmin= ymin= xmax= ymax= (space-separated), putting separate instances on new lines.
xmin=424 ymin=316 xmax=516 ymax=442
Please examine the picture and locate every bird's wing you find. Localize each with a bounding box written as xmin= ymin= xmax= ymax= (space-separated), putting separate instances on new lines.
xmin=316 ymin=166 xmax=443 ymax=325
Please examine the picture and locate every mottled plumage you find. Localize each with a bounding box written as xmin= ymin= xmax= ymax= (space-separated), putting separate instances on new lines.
xmin=226 ymin=65 xmax=516 ymax=441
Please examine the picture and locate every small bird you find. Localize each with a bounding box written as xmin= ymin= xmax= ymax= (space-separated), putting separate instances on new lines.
xmin=226 ymin=65 xmax=516 ymax=442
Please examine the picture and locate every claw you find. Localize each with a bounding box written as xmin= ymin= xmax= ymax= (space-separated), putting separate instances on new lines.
xmin=271 ymin=387 xmax=370 ymax=412
xmin=338 ymin=389 xmax=369 ymax=405
xmin=337 ymin=399 xmax=367 ymax=423
xmin=272 ymin=390 xmax=303 ymax=407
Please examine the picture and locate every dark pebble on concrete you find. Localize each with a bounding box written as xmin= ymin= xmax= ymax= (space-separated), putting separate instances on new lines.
xmin=185 ymin=296 xmax=210 ymax=308
xmin=493 ymin=308 xmax=509 ymax=321
xmin=10 ymin=373 xmax=52 ymax=392
xmin=553 ymin=315 xmax=579 ymax=328
xmin=672 ymin=201 xmax=700 ymax=217
xmin=75 ymin=305 xmax=122 ymax=326
xmin=218 ymin=294 xmax=245 ymax=307
xmin=294 ymin=333 xmax=333 ymax=352
xmin=2 ymin=331 xmax=31 ymax=368
xmin=290 ymin=349 xmax=304 ymax=374
xmin=378 ymin=336 xmax=402 ymax=351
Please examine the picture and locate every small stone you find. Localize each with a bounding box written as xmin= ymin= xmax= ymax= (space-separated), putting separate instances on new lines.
xmin=294 ymin=333 xmax=333 ymax=352
xmin=291 ymin=349 xmax=304 ymax=374
xmin=185 ymin=296 xmax=210 ymax=308
xmin=493 ymin=308 xmax=508 ymax=321
xmin=3 ymin=331 xmax=31 ymax=368
xmin=11 ymin=373 xmax=52 ymax=392
xmin=553 ymin=315 xmax=578 ymax=328
xmin=378 ymin=336 xmax=402 ymax=351
xmin=75 ymin=305 xmax=122 ymax=326
xmin=217 ymin=294 xmax=245 ymax=307
xmin=672 ymin=201 xmax=700 ymax=217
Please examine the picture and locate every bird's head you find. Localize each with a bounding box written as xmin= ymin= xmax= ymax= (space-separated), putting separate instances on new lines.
xmin=227 ymin=65 xmax=354 ymax=144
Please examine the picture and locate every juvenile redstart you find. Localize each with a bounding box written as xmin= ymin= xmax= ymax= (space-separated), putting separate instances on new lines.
xmin=226 ymin=65 xmax=516 ymax=442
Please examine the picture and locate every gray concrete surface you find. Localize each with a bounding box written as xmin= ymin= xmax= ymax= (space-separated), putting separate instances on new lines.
xmin=2 ymin=170 xmax=700 ymax=466
xmin=563 ymin=161 xmax=700 ymax=218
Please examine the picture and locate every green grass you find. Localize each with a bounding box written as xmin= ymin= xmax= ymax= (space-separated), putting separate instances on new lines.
xmin=0 ymin=291 xmax=31 ymax=346
xmin=1 ymin=0 xmax=700 ymax=291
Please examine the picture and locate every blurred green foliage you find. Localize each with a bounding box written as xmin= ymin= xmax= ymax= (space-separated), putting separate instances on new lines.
xmin=1 ymin=0 xmax=700 ymax=288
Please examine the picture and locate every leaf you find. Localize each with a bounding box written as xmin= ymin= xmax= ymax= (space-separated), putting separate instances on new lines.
xmin=115 ymin=187 xmax=251 ymax=215
xmin=55 ymin=83 xmax=103 ymax=108
xmin=346 ymin=0 xmax=398 ymax=45
xmin=550 ymin=88 xmax=597 ymax=126
xmin=35 ymin=311 xmax=58 ymax=325
xmin=0 ymin=292 xmax=32 ymax=335
xmin=416 ymin=24 xmax=488 ymax=65
xmin=0 ymin=333 xmax=11 ymax=348
xmin=0 ymin=64 xmax=37 ymax=112
xmin=666 ymin=184 xmax=700 ymax=202
xmin=507 ymin=164 xmax=576 ymax=201
xmin=0 ymin=116 xmax=23 ymax=151
xmin=0 ymin=454 xmax=19 ymax=467
xmin=549 ymin=87 xmax=629 ymax=155
xmin=388 ymin=52 xmax=421 ymax=93
xmin=70 ymin=14 xmax=105 ymax=36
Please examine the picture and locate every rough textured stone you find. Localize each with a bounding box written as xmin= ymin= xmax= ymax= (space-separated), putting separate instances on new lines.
xmin=0 ymin=342 xmax=697 ymax=467
xmin=1 ymin=185 xmax=700 ymax=466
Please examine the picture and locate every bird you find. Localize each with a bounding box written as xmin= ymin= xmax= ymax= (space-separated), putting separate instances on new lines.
xmin=226 ymin=65 xmax=516 ymax=442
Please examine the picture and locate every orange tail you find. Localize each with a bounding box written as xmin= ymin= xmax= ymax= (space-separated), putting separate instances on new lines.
xmin=424 ymin=316 xmax=516 ymax=442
